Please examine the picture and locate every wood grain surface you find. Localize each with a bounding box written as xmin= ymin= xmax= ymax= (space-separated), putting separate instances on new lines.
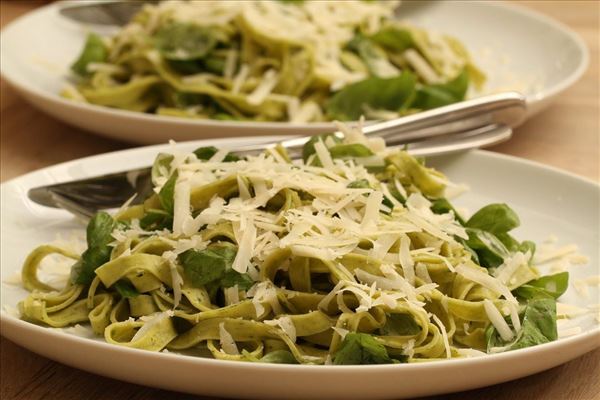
xmin=1 ymin=1 xmax=598 ymax=399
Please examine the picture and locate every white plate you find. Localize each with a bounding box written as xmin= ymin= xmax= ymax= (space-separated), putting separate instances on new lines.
xmin=0 ymin=1 xmax=588 ymax=144
xmin=1 ymin=138 xmax=599 ymax=399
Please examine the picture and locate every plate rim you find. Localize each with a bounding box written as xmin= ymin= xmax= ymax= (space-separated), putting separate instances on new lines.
xmin=0 ymin=0 xmax=590 ymax=131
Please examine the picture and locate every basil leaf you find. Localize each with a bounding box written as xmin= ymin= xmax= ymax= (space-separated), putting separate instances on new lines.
xmin=465 ymin=228 xmax=510 ymax=268
xmin=466 ymin=203 xmax=520 ymax=235
xmin=158 ymin=171 xmax=178 ymax=215
xmin=513 ymin=272 xmax=569 ymax=300
xmin=139 ymin=209 xmax=173 ymax=231
xmin=220 ymin=269 xmax=254 ymax=290
xmin=193 ymin=146 xmax=240 ymax=162
xmin=381 ymin=313 xmax=421 ymax=336
xmin=371 ymin=26 xmax=414 ymax=53
xmin=114 ymin=280 xmax=140 ymax=298
xmin=411 ymin=69 xmax=469 ymax=110
xmin=71 ymin=212 xmax=115 ymax=285
xmin=179 ymin=246 xmax=252 ymax=290
xmin=180 ymin=247 xmax=234 ymax=286
xmin=486 ymin=297 xmax=557 ymax=352
xmin=333 ymin=332 xmax=395 ymax=365
xmin=258 ymin=350 xmax=299 ymax=364
xmin=71 ymin=33 xmax=108 ymax=76
xmin=154 ymin=23 xmax=217 ymax=61
xmin=326 ymin=72 xmax=416 ymax=121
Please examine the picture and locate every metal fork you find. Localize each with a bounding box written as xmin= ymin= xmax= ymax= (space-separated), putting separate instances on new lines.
xmin=27 ymin=92 xmax=526 ymax=219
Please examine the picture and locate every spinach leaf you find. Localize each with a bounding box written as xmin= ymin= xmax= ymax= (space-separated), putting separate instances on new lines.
xmin=193 ymin=146 xmax=240 ymax=162
xmin=381 ymin=313 xmax=421 ymax=336
xmin=329 ymin=144 xmax=374 ymax=159
xmin=301 ymin=133 xmax=342 ymax=163
xmin=513 ymin=272 xmax=569 ymax=300
xmin=486 ymin=297 xmax=557 ymax=352
xmin=139 ymin=209 xmax=173 ymax=231
xmin=371 ymin=26 xmax=414 ymax=52
xmin=430 ymin=198 xmax=466 ymax=225
xmin=158 ymin=171 xmax=178 ymax=215
xmin=466 ymin=203 xmax=520 ymax=236
xmin=114 ymin=280 xmax=140 ymax=298
xmin=333 ymin=332 xmax=397 ymax=365
xmin=71 ymin=33 xmax=108 ymax=76
xmin=326 ymin=72 xmax=416 ymax=121
xmin=258 ymin=350 xmax=299 ymax=364
xmin=179 ymin=246 xmax=253 ymax=290
xmin=154 ymin=23 xmax=217 ymax=60
xmin=465 ymin=228 xmax=510 ymax=268
xmin=70 ymin=212 xmax=115 ymax=285
xmin=411 ymin=69 xmax=469 ymax=110
xmin=497 ymin=233 xmax=536 ymax=258
xmin=220 ymin=269 xmax=254 ymax=290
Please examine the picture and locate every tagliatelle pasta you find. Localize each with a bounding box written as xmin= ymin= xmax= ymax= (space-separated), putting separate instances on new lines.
xmin=19 ymin=126 xmax=568 ymax=365
xmin=63 ymin=0 xmax=485 ymax=122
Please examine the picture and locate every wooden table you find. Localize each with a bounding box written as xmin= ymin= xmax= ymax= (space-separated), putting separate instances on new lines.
xmin=1 ymin=1 xmax=598 ymax=399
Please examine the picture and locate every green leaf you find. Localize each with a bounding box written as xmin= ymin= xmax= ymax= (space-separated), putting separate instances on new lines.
xmin=70 ymin=212 xmax=115 ymax=285
xmin=329 ymin=144 xmax=374 ymax=159
xmin=258 ymin=350 xmax=299 ymax=364
xmin=371 ymin=26 xmax=414 ymax=52
xmin=513 ymin=272 xmax=569 ymax=300
xmin=220 ymin=269 xmax=254 ymax=290
xmin=193 ymin=146 xmax=240 ymax=162
xmin=179 ymin=246 xmax=253 ymax=290
xmin=333 ymin=332 xmax=395 ymax=365
xmin=180 ymin=247 xmax=234 ymax=286
xmin=486 ymin=297 xmax=557 ymax=352
xmin=326 ymin=72 xmax=416 ymax=121
xmin=411 ymin=69 xmax=470 ymax=110
xmin=465 ymin=228 xmax=510 ymax=268
xmin=430 ymin=198 xmax=466 ymax=225
xmin=139 ymin=209 xmax=173 ymax=231
xmin=114 ymin=280 xmax=140 ymax=298
xmin=71 ymin=33 xmax=108 ymax=76
xmin=158 ymin=171 xmax=178 ymax=215
xmin=381 ymin=313 xmax=421 ymax=336
xmin=301 ymin=134 xmax=342 ymax=163
xmin=466 ymin=203 xmax=520 ymax=235
xmin=154 ymin=23 xmax=217 ymax=61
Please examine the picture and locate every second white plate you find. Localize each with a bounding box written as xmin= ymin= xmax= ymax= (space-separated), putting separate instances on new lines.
xmin=0 ymin=1 xmax=589 ymax=144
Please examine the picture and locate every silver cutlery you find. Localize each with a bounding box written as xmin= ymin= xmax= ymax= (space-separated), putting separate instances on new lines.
xmin=28 ymin=92 xmax=526 ymax=219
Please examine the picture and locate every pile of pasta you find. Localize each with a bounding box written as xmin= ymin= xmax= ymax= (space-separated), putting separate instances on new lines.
xmin=19 ymin=127 xmax=563 ymax=364
xmin=64 ymin=0 xmax=484 ymax=122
